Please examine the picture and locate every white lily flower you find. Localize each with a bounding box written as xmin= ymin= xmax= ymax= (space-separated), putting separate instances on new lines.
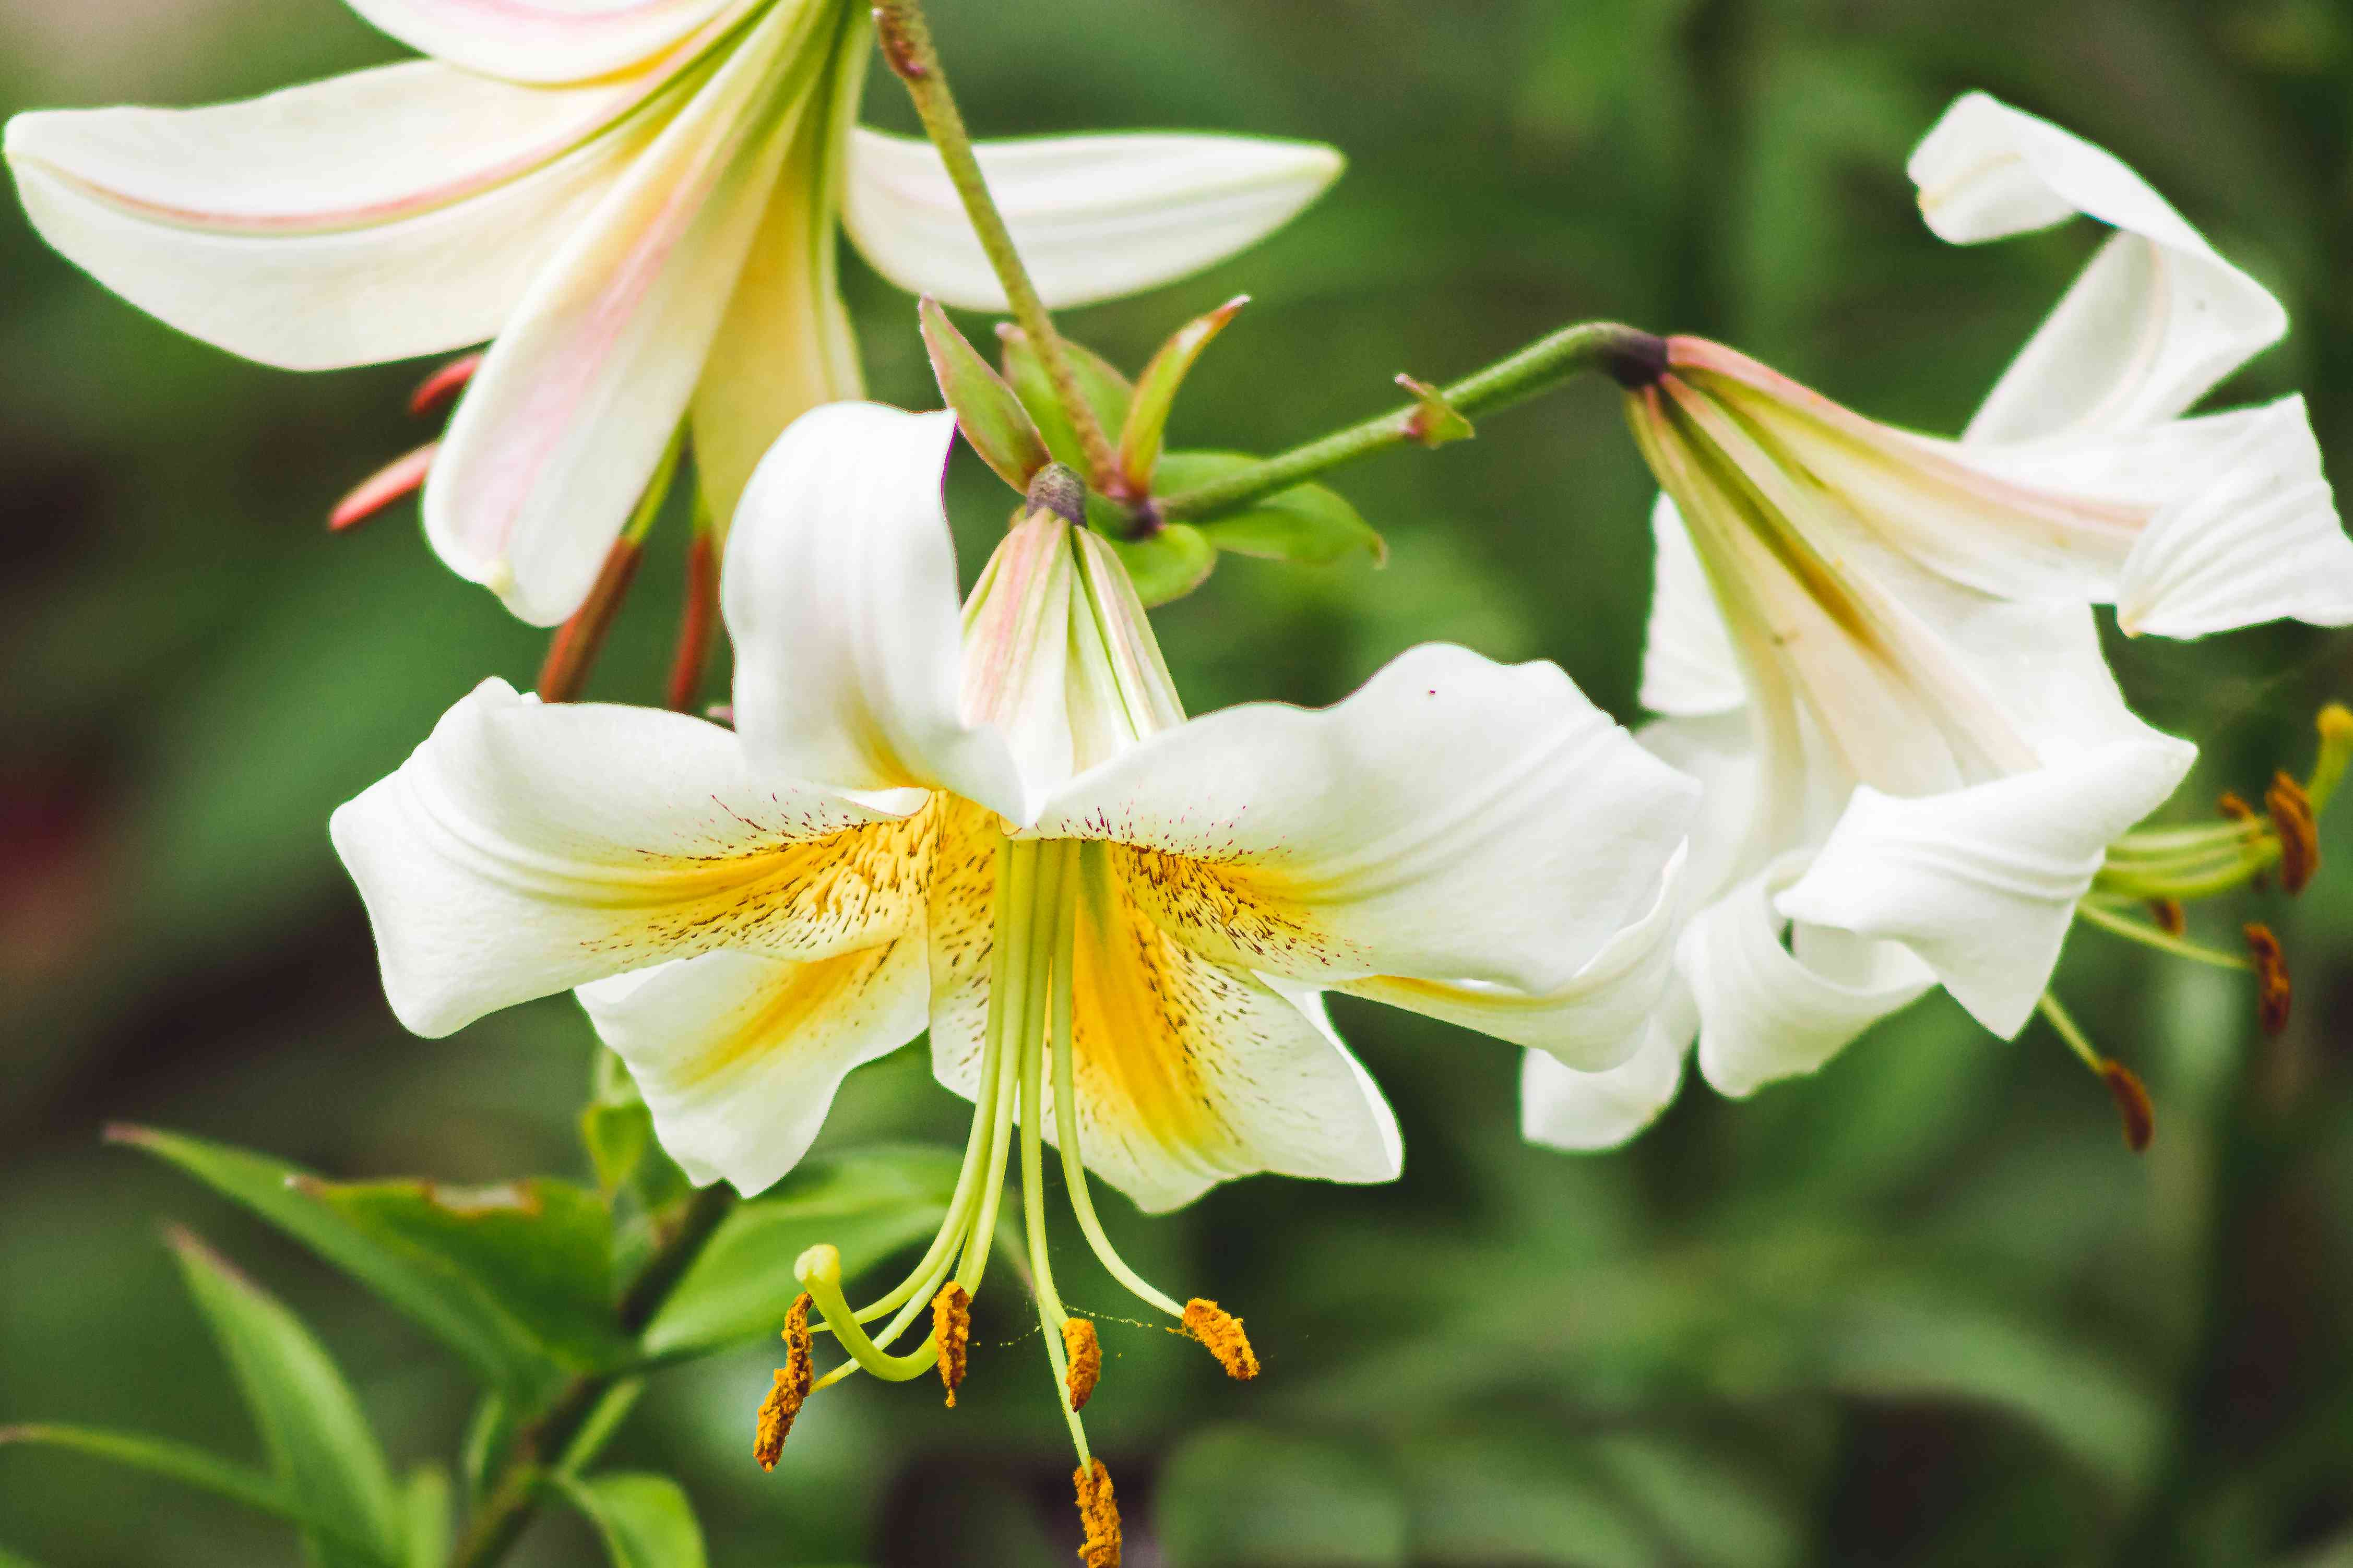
xmin=4 ymin=0 xmax=1345 ymax=625
xmin=333 ymin=401 xmax=1694 ymax=1454
xmin=1529 ymin=92 xmax=2353 ymax=1151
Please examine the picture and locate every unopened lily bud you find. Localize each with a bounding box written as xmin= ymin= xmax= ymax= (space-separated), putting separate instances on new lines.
xmin=1074 ymin=1459 xmax=1122 ymax=1568
xmin=2266 ymin=772 xmax=2319 ymax=895
xmin=2247 ymin=924 xmax=2291 ymax=1035
xmin=2098 ymin=1060 xmax=2154 ymax=1153
xmin=754 ymin=1294 xmax=815 ymax=1471
xmin=933 ymin=1284 xmax=971 ymax=1408
xmin=1062 ymin=1318 xmax=1101 ymax=1411
xmin=1181 ymin=1299 xmax=1259 ymax=1381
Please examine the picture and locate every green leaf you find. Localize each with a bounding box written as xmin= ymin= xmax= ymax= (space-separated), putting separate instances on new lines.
xmin=1106 ymin=523 xmax=1219 ymax=608
xmin=557 ymin=1379 xmax=645 ymax=1477
xmin=295 ymin=1176 xmax=625 ymax=1372
xmin=1157 ymin=1425 xmax=1408 ymax=1567
xmin=169 ymin=1230 xmax=406 ymax=1568
xmin=920 ymin=298 xmax=1049 ymax=493
xmin=0 ymin=1425 xmax=330 ymax=1545
xmin=1117 ymin=296 xmax=1246 ymax=492
xmin=1156 ymin=452 xmax=1385 ymax=567
xmin=458 ymin=1392 xmax=518 ymax=1505
xmin=999 ymin=325 xmax=1133 ymax=472
xmin=0 ymin=1544 xmax=46 ymax=1567
xmin=1400 ymin=1433 xmax=1653 ymax=1567
xmin=555 ymin=1473 xmax=710 ymax=1568
xmin=642 ymin=1146 xmax=960 ymax=1358
xmin=400 ymin=1467 xmax=452 ymax=1568
xmin=111 ymin=1126 xmax=570 ymax=1397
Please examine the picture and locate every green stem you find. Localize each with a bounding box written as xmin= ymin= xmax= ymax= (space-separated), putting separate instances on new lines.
xmin=447 ymin=1182 xmax=735 ymax=1568
xmin=871 ymin=0 xmax=1122 ymax=493
xmin=1155 ymin=320 xmax=1662 ymax=521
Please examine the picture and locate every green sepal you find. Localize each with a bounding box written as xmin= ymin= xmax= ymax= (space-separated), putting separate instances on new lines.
xmin=555 ymin=1473 xmax=710 ymax=1568
xmin=999 ymin=325 xmax=1133 ymax=471
xmin=1117 ymin=295 xmax=1246 ymax=493
xmin=1157 ymin=451 xmax=1385 ymax=567
xmin=110 ymin=1126 xmax=575 ymax=1398
xmin=920 ymin=297 xmax=1048 ymax=493
xmin=292 ymin=1176 xmax=626 ymax=1373
xmin=169 ymin=1230 xmax=407 ymax=1568
xmin=641 ymin=1145 xmax=960 ymax=1359
xmin=1108 ymin=523 xmax=1219 ymax=607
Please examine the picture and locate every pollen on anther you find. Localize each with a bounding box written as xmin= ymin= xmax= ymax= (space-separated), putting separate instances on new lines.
xmin=1074 ymin=1459 xmax=1122 ymax=1568
xmin=2148 ymin=898 xmax=2186 ymax=937
xmin=1063 ymin=1318 xmax=1101 ymax=1411
xmin=754 ymin=1294 xmax=815 ymax=1471
xmin=2247 ymin=923 xmax=2292 ymax=1035
xmin=933 ymin=1284 xmax=971 ymax=1408
xmin=1181 ymin=1299 xmax=1259 ymax=1381
xmin=2098 ymin=1060 xmax=2155 ymax=1153
xmin=2267 ymin=772 xmax=2319 ymax=895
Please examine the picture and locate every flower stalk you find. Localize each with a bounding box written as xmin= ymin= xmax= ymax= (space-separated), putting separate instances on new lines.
xmin=1154 ymin=320 xmax=1663 ymax=522
xmin=871 ymin=0 xmax=1123 ymax=493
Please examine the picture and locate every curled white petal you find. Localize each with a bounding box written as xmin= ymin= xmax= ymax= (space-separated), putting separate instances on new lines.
xmin=579 ymin=942 xmax=927 ymax=1195
xmin=1518 ymin=1010 xmax=1690 ymax=1154
xmin=424 ymin=0 xmax=833 ymax=624
xmin=2118 ymin=396 xmax=2353 ymax=638
xmin=1909 ymin=90 xmax=2285 ymax=439
xmin=1685 ymin=855 xmax=1935 ymax=1098
xmin=841 ymin=128 xmax=1343 ymax=311
xmin=722 ymin=402 xmax=1029 ymax=820
xmin=329 ymin=678 xmax=926 ymax=1038
xmin=1341 ymin=843 xmax=1689 ymax=1073
xmin=342 ymin=0 xmax=742 ymax=86
xmin=1639 ymin=493 xmax=1748 ymax=717
xmin=1774 ymin=736 xmax=2196 ymax=1038
xmin=1029 ymin=643 xmax=1698 ymax=997
xmin=2 ymin=64 xmax=658 ymax=369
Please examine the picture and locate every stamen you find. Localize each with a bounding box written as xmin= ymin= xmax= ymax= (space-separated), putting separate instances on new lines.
xmin=2247 ymin=923 xmax=2291 ymax=1035
xmin=754 ymin=1294 xmax=815 ymax=1471
xmin=2148 ymin=898 xmax=2185 ymax=937
xmin=1074 ymin=1459 xmax=1122 ymax=1568
xmin=2099 ymin=1061 xmax=2155 ymax=1154
xmin=933 ymin=1285 xmax=971 ymax=1407
xmin=328 ymin=442 xmax=437 ymax=532
xmin=1181 ymin=1300 xmax=1260 ymax=1381
xmin=795 ymin=1244 xmax=940 ymax=1384
xmin=2266 ymin=772 xmax=2319 ymax=895
xmin=1062 ymin=1319 xmax=1101 ymax=1411
xmin=2219 ymin=791 xmax=2260 ymax=827
xmin=2037 ymin=994 xmax=2155 ymax=1154
xmin=2074 ymin=899 xmax=2250 ymax=971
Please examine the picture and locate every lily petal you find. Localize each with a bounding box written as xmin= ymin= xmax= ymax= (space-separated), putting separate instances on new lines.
xmin=1908 ymin=91 xmax=2285 ymax=440
xmin=2117 ymin=396 xmax=2353 ymax=638
xmin=1639 ymin=493 xmax=1748 ymax=717
xmin=722 ymin=403 xmax=1031 ymax=821
xmin=4 ymin=62 xmax=665 ymax=369
xmin=578 ymin=941 xmax=927 ymax=1194
xmin=329 ymin=678 xmax=931 ymax=1037
xmin=1775 ymin=736 xmax=2196 ymax=1037
xmin=341 ymin=0 xmax=742 ymax=86
xmin=1518 ymin=1008 xmax=1691 ymax=1154
xmin=840 ymin=128 xmax=1344 ymax=312
xmin=689 ymin=2 xmax=867 ymax=532
xmin=928 ymin=842 xmax=1401 ymax=1214
xmin=1685 ymin=855 xmax=1935 ymax=1097
xmin=1341 ymin=844 xmax=1687 ymax=1072
xmin=424 ymin=0 xmax=834 ymax=624
xmin=1028 ymin=643 xmax=1698 ymax=996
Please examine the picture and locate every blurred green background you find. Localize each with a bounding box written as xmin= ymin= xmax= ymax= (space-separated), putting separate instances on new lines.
xmin=8 ymin=0 xmax=2353 ymax=1563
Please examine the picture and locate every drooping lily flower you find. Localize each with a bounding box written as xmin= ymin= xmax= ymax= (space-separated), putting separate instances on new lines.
xmin=331 ymin=400 xmax=1695 ymax=1525
xmin=4 ymin=0 xmax=1345 ymax=625
xmin=1525 ymin=91 xmax=2353 ymax=1152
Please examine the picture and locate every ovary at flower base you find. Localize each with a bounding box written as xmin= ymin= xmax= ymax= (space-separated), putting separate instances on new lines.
xmin=1524 ymin=90 xmax=2353 ymax=1156
xmin=330 ymin=401 xmax=1697 ymax=1557
xmin=3 ymin=0 xmax=1345 ymax=625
